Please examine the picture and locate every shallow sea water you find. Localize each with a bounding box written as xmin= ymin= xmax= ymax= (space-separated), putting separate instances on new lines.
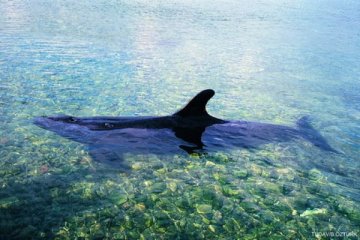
xmin=0 ymin=0 xmax=359 ymax=239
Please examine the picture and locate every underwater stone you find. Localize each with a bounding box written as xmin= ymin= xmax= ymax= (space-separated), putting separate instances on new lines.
xmin=150 ymin=194 xmax=159 ymax=202
xmin=201 ymin=216 xmax=211 ymax=224
xmin=143 ymin=180 xmax=152 ymax=187
xmin=222 ymin=185 xmax=244 ymax=199
xmin=213 ymin=164 xmax=227 ymax=172
xmin=249 ymin=164 xmax=263 ymax=176
xmin=240 ymin=200 xmax=259 ymax=213
xmin=282 ymin=183 xmax=295 ymax=195
xmin=300 ymin=208 xmax=327 ymax=217
xmin=156 ymin=198 xmax=175 ymax=211
xmin=213 ymin=153 xmax=229 ymax=163
xmin=213 ymin=173 xmax=231 ymax=185
xmin=336 ymin=199 xmax=360 ymax=221
xmin=205 ymin=161 xmax=216 ymax=167
xmin=131 ymin=162 xmax=143 ymax=170
xmin=262 ymin=181 xmax=281 ymax=194
xmin=208 ymin=225 xmax=216 ymax=233
xmin=178 ymin=218 xmax=186 ymax=228
xmin=234 ymin=169 xmax=248 ymax=179
xmin=134 ymin=203 xmax=146 ymax=211
xmin=0 ymin=196 xmax=20 ymax=208
xmin=221 ymin=198 xmax=235 ymax=213
xmin=167 ymin=169 xmax=186 ymax=178
xmin=196 ymin=204 xmax=212 ymax=214
xmin=151 ymin=162 xmax=165 ymax=170
xmin=306 ymin=183 xmax=321 ymax=194
xmin=223 ymin=217 xmax=243 ymax=233
xmin=167 ymin=181 xmax=177 ymax=192
xmin=212 ymin=210 xmax=223 ymax=222
xmin=308 ymin=169 xmax=323 ymax=181
xmin=276 ymin=168 xmax=295 ymax=181
xmin=153 ymin=211 xmax=172 ymax=228
xmin=150 ymin=182 xmax=166 ymax=193
xmin=259 ymin=210 xmax=276 ymax=224
xmin=155 ymin=168 xmax=167 ymax=174
xmin=109 ymin=193 xmax=127 ymax=206
xmin=261 ymin=195 xmax=276 ymax=207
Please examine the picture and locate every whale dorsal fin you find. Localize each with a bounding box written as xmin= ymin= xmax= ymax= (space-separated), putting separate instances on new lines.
xmin=174 ymin=89 xmax=215 ymax=117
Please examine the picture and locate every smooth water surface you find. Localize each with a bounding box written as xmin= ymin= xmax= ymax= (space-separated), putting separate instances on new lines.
xmin=1 ymin=0 xmax=359 ymax=238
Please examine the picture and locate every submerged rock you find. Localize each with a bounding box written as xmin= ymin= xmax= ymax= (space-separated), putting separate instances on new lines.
xmin=196 ymin=204 xmax=212 ymax=214
xmin=131 ymin=162 xmax=143 ymax=171
xmin=167 ymin=181 xmax=177 ymax=192
xmin=0 ymin=196 xmax=20 ymax=208
xmin=300 ymin=208 xmax=327 ymax=217
xmin=308 ymin=169 xmax=323 ymax=181
xmin=150 ymin=182 xmax=166 ymax=193
xmin=234 ymin=169 xmax=248 ymax=179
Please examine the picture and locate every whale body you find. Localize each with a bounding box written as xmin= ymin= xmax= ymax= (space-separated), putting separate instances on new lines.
xmin=34 ymin=89 xmax=337 ymax=169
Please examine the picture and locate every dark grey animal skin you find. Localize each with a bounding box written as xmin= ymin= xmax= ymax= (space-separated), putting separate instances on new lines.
xmin=34 ymin=89 xmax=337 ymax=170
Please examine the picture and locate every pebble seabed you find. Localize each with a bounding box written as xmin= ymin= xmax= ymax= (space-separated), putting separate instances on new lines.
xmin=1 ymin=140 xmax=359 ymax=239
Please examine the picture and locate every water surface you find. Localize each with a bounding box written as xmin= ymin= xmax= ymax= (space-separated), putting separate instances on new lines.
xmin=0 ymin=0 xmax=359 ymax=238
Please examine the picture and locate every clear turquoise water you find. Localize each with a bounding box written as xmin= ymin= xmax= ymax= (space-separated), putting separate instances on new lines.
xmin=0 ymin=0 xmax=359 ymax=239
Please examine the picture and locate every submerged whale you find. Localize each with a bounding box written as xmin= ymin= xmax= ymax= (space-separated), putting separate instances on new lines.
xmin=34 ymin=89 xmax=337 ymax=169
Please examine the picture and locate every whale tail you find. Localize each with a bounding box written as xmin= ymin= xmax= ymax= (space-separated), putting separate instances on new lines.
xmin=297 ymin=116 xmax=338 ymax=153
